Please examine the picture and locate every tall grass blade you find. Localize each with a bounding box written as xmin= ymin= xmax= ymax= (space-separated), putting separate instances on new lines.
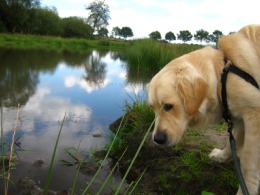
xmin=82 ymin=115 xmax=125 ymax=195
xmin=71 ymin=151 xmax=86 ymax=195
xmin=122 ymin=181 xmax=134 ymax=195
xmin=114 ymin=105 xmax=164 ymax=195
xmin=44 ymin=113 xmax=66 ymax=195
xmin=127 ymin=167 xmax=147 ymax=195
xmin=96 ymin=147 xmax=128 ymax=195
xmin=6 ymin=103 xmax=19 ymax=195
xmin=1 ymin=107 xmax=6 ymax=194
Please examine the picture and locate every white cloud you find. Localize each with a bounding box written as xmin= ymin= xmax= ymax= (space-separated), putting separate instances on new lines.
xmin=123 ymin=83 xmax=145 ymax=94
xmin=107 ymin=69 xmax=126 ymax=78
xmin=66 ymin=0 xmax=119 ymax=7
xmin=64 ymin=76 xmax=110 ymax=93
xmin=47 ymin=0 xmax=259 ymax=40
xmin=2 ymin=88 xmax=92 ymax=134
xmin=130 ymin=0 xmax=158 ymax=7
xmin=109 ymin=7 xmax=154 ymax=38
xmin=107 ymin=0 xmax=260 ymax=39
xmin=58 ymin=9 xmax=88 ymax=18
xmin=24 ymin=88 xmax=92 ymax=122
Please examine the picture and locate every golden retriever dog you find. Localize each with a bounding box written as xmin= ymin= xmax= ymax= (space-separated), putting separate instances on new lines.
xmin=148 ymin=24 xmax=260 ymax=195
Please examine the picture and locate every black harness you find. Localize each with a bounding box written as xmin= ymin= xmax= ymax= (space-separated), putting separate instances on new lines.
xmin=221 ymin=59 xmax=259 ymax=195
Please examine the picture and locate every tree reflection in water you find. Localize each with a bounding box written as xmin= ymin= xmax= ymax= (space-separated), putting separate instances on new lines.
xmin=0 ymin=48 xmax=112 ymax=107
xmin=82 ymin=50 xmax=108 ymax=89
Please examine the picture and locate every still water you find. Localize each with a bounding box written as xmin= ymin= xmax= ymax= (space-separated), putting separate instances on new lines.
xmin=0 ymin=47 xmax=155 ymax=194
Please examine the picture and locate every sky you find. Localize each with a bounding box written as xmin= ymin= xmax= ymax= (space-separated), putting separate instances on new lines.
xmin=41 ymin=0 xmax=259 ymax=42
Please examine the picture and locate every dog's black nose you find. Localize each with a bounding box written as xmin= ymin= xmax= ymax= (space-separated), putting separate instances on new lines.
xmin=154 ymin=132 xmax=167 ymax=145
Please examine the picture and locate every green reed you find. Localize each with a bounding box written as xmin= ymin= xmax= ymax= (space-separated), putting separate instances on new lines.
xmin=125 ymin=38 xmax=203 ymax=70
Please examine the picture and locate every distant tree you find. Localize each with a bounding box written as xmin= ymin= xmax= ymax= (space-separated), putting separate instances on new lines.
xmin=207 ymin=30 xmax=223 ymax=46
xmin=85 ymin=0 xmax=111 ymax=35
xmin=177 ymin=30 xmax=192 ymax=43
xmin=62 ymin=16 xmax=93 ymax=38
xmin=194 ymin=29 xmax=209 ymax=44
xmin=229 ymin=31 xmax=236 ymax=34
xmin=165 ymin=31 xmax=176 ymax=42
xmin=98 ymin=27 xmax=108 ymax=37
xmin=120 ymin=26 xmax=133 ymax=39
xmin=111 ymin=26 xmax=121 ymax=38
xmin=149 ymin=31 xmax=161 ymax=40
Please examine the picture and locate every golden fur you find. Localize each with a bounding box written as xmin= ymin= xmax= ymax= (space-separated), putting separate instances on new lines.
xmin=148 ymin=24 xmax=260 ymax=195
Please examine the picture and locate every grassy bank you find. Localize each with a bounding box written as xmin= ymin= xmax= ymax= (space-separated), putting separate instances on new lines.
xmin=108 ymin=98 xmax=239 ymax=195
xmin=0 ymin=33 xmax=128 ymax=49
xmin=125 ymin=39 xmax=203 ymax=70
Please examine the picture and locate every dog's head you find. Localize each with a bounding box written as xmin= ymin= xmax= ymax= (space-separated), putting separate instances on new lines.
xmin=148 ymin=57 xmax=208 ymax=146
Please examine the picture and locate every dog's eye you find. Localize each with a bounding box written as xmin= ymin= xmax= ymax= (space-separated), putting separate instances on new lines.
xmin=164 ymin=104 xmax=173 ymax=112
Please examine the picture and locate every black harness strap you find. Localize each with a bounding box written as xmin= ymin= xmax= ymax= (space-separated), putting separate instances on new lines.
xmin=221 ymin=60 xmax=259 ymax=195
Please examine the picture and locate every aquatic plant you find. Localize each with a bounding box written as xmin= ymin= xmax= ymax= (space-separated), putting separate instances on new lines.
xmin=60 ymin=139 xmax=86 ymax=166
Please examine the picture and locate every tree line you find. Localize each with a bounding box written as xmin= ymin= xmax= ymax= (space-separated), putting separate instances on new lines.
xmin=148 ymin=29 xmax=236 ymax=45
xmin=0 ymin=0 xmax=235 ymax=45
xmin=0 ymin=0 xmax=93 ymax=38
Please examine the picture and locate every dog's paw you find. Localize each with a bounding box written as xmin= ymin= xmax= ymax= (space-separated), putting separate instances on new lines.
xmin=209 ymin=148 xmax=230 ymax=163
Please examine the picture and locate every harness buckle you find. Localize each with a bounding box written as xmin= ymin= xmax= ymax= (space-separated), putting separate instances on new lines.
xmin=225 ymin=59 xmax=232 ymax=67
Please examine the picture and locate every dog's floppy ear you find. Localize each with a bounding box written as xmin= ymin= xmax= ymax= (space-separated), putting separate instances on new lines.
xmin=176 ymin=76 xmax=208 ymax=116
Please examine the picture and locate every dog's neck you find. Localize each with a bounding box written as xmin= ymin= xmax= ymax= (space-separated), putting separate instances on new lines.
xmin=188 ymin=48 xmax=225 ymax=128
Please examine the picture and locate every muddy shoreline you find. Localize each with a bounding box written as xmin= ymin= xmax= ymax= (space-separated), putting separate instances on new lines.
xmin=108 ymin=114 xmax=238 ymax=195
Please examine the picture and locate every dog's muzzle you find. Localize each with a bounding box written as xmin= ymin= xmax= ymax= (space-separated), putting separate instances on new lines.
xmin=153 ymin=132 xmax=167 ymax=145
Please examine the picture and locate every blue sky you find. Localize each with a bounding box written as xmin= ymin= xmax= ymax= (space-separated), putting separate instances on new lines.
xmin=41 ymin=0 xmax=259 ymax=42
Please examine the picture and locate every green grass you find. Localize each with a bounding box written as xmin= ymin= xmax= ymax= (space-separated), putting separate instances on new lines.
xmin=104 ymin=131 xmax=122 ymax=154
xmin=125 ymin=38 xmax=203 ymax=70
xmin=123 ymin=93 xmax=154 ymax=126
xmin=0 ymin=33 xmax=127 ymax=49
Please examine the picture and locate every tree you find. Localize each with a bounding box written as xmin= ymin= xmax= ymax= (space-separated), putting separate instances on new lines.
xmin=177 ymin=30 xmax=192 ymax=43
xmin=98 ymin=27 xmax=108 ymax=37
xmin=85 ymin=0 xmax=111 ymax=35
xmin=165 ymin=31 xmax=176 ymax=42
xmin=149 ymin=31 xmax=161 ymax=40
xmin=111 ymin=26 xmax=121 ymax=38
xmin=0 ymin=0 xmax=41 ymax=33
xmin=120 ymin=26 xmax=133 ymax=39
xmin=32 ymin=7 xmax=63 ymax=36
xmin=194 ymin=29 xmax=209 ymax=44
xmin=207 ymin=30 xmax=223 ymax=46
xmin=229 ymin=31 xmax=236 ymax=34
xmin=62 ymin=16 xmax=93 ymax=38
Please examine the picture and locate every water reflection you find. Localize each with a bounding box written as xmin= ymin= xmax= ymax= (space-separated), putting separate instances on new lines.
xmin=83 ymin=51 xmax=107 ymax=89
xmin=0 ymin=47 xmax=155 ymax=194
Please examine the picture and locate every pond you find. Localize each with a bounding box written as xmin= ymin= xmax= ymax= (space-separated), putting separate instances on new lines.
xmin=0 ymin=47 xmax=156 ymax=194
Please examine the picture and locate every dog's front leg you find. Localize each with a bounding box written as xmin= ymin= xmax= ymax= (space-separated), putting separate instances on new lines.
xmin=236 ymin=114 xmax=260 ymax=195
xmin=209 ymin=120 xmax=245 ymax=163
